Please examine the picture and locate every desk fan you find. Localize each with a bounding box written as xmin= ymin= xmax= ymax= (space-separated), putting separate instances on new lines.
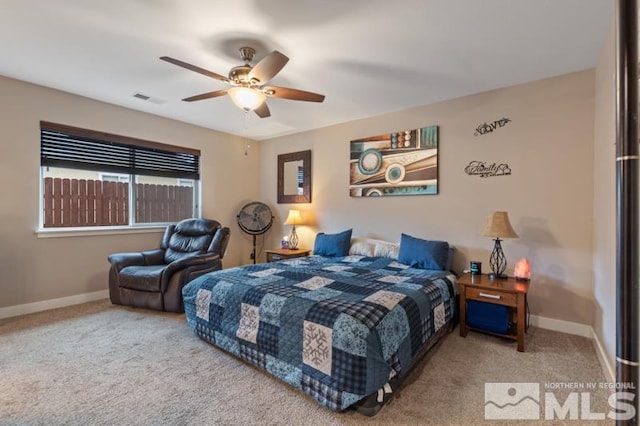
xmin=237 ymin=202 xmax=274 ymax=264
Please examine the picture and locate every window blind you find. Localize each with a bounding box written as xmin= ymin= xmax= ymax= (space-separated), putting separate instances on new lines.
xmin=40 ymin=121 xmax=200 ymax=180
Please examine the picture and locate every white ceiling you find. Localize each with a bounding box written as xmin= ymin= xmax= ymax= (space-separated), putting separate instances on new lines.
xmin=0 ymin=0 xmax=613 ymax=140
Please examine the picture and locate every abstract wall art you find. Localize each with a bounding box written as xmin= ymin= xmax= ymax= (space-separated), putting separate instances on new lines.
xmin=349 ymin=125 xmax=439 ymax=197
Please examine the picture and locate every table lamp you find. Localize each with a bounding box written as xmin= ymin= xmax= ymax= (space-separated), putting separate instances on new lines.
xmin=480 ymin=211 xmax=519 ymax=279
xmin=284 ymin=209 xmax=302 ymax=250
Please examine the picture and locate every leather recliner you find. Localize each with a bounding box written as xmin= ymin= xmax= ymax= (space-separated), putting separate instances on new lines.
xmin=108 ymin=218 xmax=230 ymax=313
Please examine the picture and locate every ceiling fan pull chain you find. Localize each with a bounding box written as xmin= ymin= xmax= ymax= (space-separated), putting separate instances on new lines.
xmin=243 ymin=111 xmax=251 ymax=156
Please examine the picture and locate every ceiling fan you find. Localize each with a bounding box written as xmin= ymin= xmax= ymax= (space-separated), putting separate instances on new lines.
xmin=160 ymin=47 xmax=325 ymax=118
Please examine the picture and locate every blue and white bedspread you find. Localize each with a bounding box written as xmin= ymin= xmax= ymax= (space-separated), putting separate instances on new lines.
xmin=182 ymin=255 xmax=457 ymax=411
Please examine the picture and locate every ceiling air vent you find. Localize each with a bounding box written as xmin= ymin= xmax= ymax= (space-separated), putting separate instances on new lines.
xmin=133 ymin=92 xmax=150 ymax=101
xmin=132 ymin=92 xmax=165 ymax=104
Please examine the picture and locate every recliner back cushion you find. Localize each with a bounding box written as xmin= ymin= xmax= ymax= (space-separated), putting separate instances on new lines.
xmin=208 ymin=227 xmax=230 ymax=259
xmin=163 ymin=219 xmax=220 ymax=263
xmin=176 ymin=218 xmax=220 ymax=236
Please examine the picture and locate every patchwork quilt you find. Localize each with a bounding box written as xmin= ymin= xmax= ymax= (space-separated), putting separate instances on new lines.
xmin=182 ymin=255 xmax=457 ymax=411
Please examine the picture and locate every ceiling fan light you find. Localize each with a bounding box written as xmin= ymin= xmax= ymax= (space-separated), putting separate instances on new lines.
xmin=228 ymin=87 xmax=266 ymax=111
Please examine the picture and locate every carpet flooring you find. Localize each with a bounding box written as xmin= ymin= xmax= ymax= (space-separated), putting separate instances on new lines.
xmin=0 ymin=300 xmax=613 ymax=425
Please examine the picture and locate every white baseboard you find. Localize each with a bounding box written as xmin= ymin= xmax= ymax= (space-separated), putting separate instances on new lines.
xmin=590 ymin=328 xmax=616 ymax=383
xmin=530 ymin=314 xmax=592 ymax=338
xmin=531 ymin=314 xmax=615 ymax=383
xmin=0 ymin=290 xmax=109 ymax=320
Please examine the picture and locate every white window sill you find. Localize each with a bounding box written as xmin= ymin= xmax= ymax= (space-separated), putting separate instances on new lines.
xmin=36 ymin=225 xmax=166 ymax=239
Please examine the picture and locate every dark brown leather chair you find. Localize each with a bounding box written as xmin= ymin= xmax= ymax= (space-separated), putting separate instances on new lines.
xmin=108 ymin=218 xmax=230 ymax=313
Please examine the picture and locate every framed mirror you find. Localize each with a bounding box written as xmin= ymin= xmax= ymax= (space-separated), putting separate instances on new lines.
xmin=278 ymin=150 xmax=311 ymax=203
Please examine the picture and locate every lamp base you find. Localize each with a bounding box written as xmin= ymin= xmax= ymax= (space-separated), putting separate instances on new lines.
xmin=289 ymin=226 xmax=299 ymax=250
xmin=488 ymin=238 xmax=508 ymax=280
xmin=488 ymin=273 xmax=508 ymax=280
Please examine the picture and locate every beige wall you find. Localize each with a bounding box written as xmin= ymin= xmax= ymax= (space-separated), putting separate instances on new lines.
xmin=260 ymin=70 xmax=596 ymax=325
xmin=592 ymin=21 xmax=617 ymax=371
xmin=0 ymin=75 xmax=260 ymax=308
xmin=0 ymin=67 xmax=605 ymax=330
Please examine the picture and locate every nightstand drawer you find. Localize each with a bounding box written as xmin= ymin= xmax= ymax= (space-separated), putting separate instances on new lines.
xmin=466 ymin=287 xmax=516 ymax=307
xmin=265 ymin=249 xmax=311 ymax=263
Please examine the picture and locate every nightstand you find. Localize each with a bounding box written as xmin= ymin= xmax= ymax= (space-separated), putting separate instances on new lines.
xmin=265 ymin=248 xmax=311 ymax=262
xmin=458 ymin=273 xmax=530 ymax=352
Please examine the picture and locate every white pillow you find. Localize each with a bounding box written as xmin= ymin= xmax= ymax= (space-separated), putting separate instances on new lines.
xmin=374 ymin=241 xmax=400 ymax=259
xmin=349 ymin=237 xmax=399 ymax=259
xmin=348 ymin=237 xmax=376 ymax=257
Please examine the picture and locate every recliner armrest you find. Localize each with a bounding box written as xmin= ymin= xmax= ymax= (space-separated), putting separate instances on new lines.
xmin=108 ymin=249 xmax=165 ymax=268
xmin=140 ymin=249 xmax=165 ymax=265
xmin=108 ymin=252 xmax=145 ymax=270
xmin=163 ymin=253 xmax=221 ymax=276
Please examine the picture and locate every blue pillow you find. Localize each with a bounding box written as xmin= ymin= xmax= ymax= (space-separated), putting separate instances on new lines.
xmin=398 ymin=233 xmax=450 ymax=270
xmin=313 ymin=229 xmax=353 ymax=257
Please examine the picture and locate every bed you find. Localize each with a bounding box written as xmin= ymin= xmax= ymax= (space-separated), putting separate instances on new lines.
xmin=182 ymin=233 xmax=457 ymax=413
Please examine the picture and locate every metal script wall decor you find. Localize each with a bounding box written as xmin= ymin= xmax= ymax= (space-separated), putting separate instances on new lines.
xmin=464 ymin=161 xmax=511 ymax=178
xmin=474 ymin=117 xmax=511 ymax=136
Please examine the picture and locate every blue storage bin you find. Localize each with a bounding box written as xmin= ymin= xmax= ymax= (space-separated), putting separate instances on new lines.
xmin=467 ymin=299 xmax=509 ymax=334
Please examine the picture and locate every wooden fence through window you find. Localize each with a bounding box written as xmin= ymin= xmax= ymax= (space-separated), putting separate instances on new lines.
xmin=43 ymin=178 xmax=193 ymax=227
xmin=135 ymin=183 xmax=193 ymax=224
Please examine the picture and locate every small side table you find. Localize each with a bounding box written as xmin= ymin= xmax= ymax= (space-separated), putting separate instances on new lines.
xmin=458 ymin=273 xmax=530 ymax=352
xmin=265 ymin=248 xmax=311 ymax=263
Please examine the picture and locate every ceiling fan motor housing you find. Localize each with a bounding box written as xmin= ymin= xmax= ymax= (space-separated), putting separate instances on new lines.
xmin=229 ymin=65 xmax=253 ymax=85
xmin=239 ymin=47 xmax=256 ymax=63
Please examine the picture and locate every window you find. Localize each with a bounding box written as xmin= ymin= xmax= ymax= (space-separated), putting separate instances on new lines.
xmin=99 ymin=173 xmax=130 ymax=183
xmin=40 ymin=121 xmax=200 ymax=229
xmin=177 ymin=179 xmax=194 ymax=187
xmin=297 ymin=166 xmax=304 ymax=195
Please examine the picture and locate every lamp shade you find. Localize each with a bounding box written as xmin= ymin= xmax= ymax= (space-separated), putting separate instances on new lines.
xmin=480 ymin=211 xmax=519 ymax=238
xmin=284 ymin=209 xmax=302 ymax=225
xmin=227 ymin=87 xmax=266 ymax=111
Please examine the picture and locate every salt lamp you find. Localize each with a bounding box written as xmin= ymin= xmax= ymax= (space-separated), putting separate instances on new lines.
xmin=514 ymin=258 xmax=531 ymax=281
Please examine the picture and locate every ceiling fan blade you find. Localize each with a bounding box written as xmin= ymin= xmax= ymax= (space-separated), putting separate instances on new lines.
xmin=254 ymin=102 xmax=271 ymax=118
xmin=182 ymin=89 xmax=228 ymax=102
xmin=264 ymin=86 xmax=325 ymax=102
xmin=248 ymin=51 xmax=289 ymax=84
xmin=160 ymin=56 xmax=230 ymax=83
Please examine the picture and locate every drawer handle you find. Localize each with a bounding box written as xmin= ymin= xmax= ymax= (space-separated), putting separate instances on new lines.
xmin=479 ymin=292 xmax=501 ymax=300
